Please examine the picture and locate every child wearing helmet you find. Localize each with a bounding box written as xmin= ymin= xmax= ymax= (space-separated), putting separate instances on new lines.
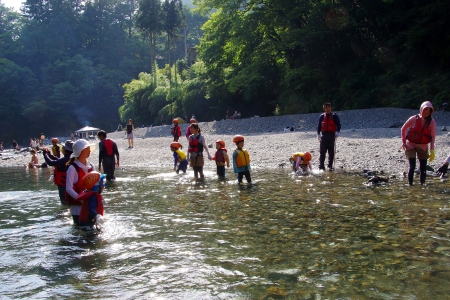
xmin=77 ymin=171 xmax=106 ymax=231
xmin=170 ymin=142 xmax=188 ymax=174
xmin=290 ymin=152 xmax=312 ymax=174
xmin=51 ymin=138 xmax=61 ymax=158
xmin=211 ymin=140 xmax=230 ymax=179
xmin=171 ymin=118 xmax=182 ymax=142
xmin=232 ymin=135 xmax=252 ymax=183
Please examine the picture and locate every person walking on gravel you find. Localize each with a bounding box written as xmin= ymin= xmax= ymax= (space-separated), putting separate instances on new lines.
xmin=317 ymin=102 xmax=341 ymax=171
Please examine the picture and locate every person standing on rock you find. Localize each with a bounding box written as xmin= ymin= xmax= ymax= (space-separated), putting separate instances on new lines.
xmin=97 ymin=130 xmax=120 ymax=182
xmin=317 ymin=102 xmax=341 ymax=170
xmin=126 ymin=119 xmax=134 ymax=149
xmin=401 ymin=101 xmax=436 ymax=185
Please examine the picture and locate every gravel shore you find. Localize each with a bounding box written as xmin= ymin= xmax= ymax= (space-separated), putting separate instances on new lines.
xmin=3 ymin=108 xmax=450 ymax=174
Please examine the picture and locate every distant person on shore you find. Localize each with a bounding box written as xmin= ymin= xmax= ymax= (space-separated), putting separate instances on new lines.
xmin=126 ymin=119 xmax=134 ymax=149
xmin=211 ymin=140 xmax=230 ymax=179
xmin=97 ymin=130 xmax=119 ymax=181
xmin=187 ymin=123 xmax=212 ymax=180
xmin=11 ymin=140 xmax=19 ymax=150
xmin=65 ymin=139 xmax=96 ymax=225
xmin=170 ymin=142 xmax=188 ymax=174
xmin=51 ymin=138 xmax=61 ymax=158
xmin=171 ymin=118 xmax=182 ymax=142
xmin=40 ymin=133 xmax=45 ymax=147
xmin=30 ymin=138 xmax=38 ymax=150
xmin=186 ymin=118 xmax=196 ymax=140
xmin=117 ymin=124 xmax=122 ymax=131
xmin=232 ymin=135 xmax=252 ymax=183
xmin=43 ymin=140 xmax=73 ymax=204
xmin=290 ymin=152 xmax=312 ymax=174
xmin=77 ymin=171 xmax=106 ymax=231
xmin=317 ymin=102 xmax=341 ymax=171
xmin=0 ymin=142 xmax=3 ymax=151
xmin=401 ymin=101 xmax=436 ymax=185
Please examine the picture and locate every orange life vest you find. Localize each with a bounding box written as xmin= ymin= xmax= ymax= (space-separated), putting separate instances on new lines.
xmin=235 ymin=149 xmax=250 ymax=168
xmin=64 ymin=163 xmax=93 ymax=205
xmin=103 ymin=139 xmax=114 ymax=156
xmin=406 ymin=115 xmax=432 ymax=144
xmin=321 ymin=113 xmax=337 ymax=133
xmin=53 ymin=166 xmax=67 ymax=186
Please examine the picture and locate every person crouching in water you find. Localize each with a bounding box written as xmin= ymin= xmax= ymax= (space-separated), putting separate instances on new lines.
xmin=232 ymin=135 xmax=251 ymax=183
xmin=187 ymin=123 xmax=212 ymax=180
xmin=211 ymin=140 xmax=230 ymax=179
xmin=43 ymin=140 xmax=74 ymax=205
xmin=290 ymin=152 xmax=312 ymax=174
xmin=65 ymin=139 xmax=96 ymax=225
xmin=401 ymin=101 xmax=436 ymax=185
xmin=170 ymin=142 xmax=188 ymax=174
xmin=77 ymin=171 xmax=106 ymax=231
xmin=97 ymin=130 xmax=120 ymax=182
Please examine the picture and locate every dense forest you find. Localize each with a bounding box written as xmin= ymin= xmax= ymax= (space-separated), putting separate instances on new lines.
xmin=1 ymin=0 xmax=449 ymax=144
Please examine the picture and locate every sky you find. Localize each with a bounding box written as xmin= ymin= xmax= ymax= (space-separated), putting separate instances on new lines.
xmin=2 ymin=0 xmax=23 ymax=11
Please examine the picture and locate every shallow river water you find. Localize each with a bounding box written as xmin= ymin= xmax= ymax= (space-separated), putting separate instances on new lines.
xmin=1 ymin=167 xmax=450 ymax=299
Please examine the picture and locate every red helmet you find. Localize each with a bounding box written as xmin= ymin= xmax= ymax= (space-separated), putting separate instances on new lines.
xmin=170 ymin=142 xmax=182 ymax=149
xmin=233 ymin=135 xmax=245 ymax=143
xmin=216 ymin=140 xmax=225 ymax=148
xmin=190 ymin=118 xmax=196 ymax=123
xmin=51 ymin=138 xmax=59 ymax=143
xmin=82 ymin=171 xmax=101 ymax=190
xmin=173 ymin=118 xmax=179 ymax=124
xmin=303 ymin=152 xmax=312 ymax=162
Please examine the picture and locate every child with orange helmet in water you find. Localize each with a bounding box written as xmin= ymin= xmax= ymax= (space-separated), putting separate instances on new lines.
xmin=170 ymin=142 xmax=188 ymax=174
xmin=77 ymin=171 xmax=106 ymax=231
xmin=290 ymin=152 xmax=312 ymax=174
xmin=211 ymin=140 xmax=230 ymax=179
xmin=232 ymin=135 xmax=252 ymax=183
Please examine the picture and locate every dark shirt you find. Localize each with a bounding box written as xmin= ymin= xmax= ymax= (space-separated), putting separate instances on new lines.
xmin=98 ymin=139 xmax=119 ymax=165
xmin=43 ymin=151 xmax=70 ymax=171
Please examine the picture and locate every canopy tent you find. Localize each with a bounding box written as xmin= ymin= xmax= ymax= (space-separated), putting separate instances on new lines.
xmin=74 ymin=126 xmax=101 ymax=139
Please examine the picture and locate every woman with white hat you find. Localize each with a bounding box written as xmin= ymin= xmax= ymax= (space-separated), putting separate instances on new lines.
xmin=65 ymin=139 xmax=96 ymax=225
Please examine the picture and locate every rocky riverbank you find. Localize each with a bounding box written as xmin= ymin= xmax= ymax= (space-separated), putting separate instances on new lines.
xmin=3 ymin=108 xmax=450 ymax=174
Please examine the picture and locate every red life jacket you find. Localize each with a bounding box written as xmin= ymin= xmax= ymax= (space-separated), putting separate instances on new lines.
xmin=64 ymin=163 xmax=93 ymax=205
xmin=103 ymin=139 xmax=114 ymax=156
xmin=188 ymin=134 xmax=203 ymax=153
xmin=171 ymin=125 xmax=181 ymax=137
xmin=406 ymin=115 xmax=432 ymax=144
xmin=320 ymin=113 xmax=337 ymax=133
xmin=54 ymin=166 xmax=67 ymax=186
xmin=215 ymin=148 xmax=227 ymax=163
xmin=77 ymin=191 xmax=104 ymax=223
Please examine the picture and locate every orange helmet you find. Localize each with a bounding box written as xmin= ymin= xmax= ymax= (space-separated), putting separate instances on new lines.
xmin=216 ymin=140 xmax=225 ymax=148
xmin=233 ymin=135 xmax=245 ymax=143
xmin=82 ymin=171 xmax=101 ymax=190
xmin=170 ymin=142 xmax=182 ymax=149
xmin=303 ymin=152 xmax=312 ymax=162
xmin=173 ymin=118 xmax=179 ymax=124
xmin=52 ymin=138 xmax=59 ymax=143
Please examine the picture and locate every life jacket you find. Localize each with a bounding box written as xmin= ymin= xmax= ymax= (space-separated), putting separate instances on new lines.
xmin=51 ymin=145 xmax=61 ymax=157
xmin=171 ymin=125 xmax=181 ymax=137
xmin=53 ymin=164 xmax=67 ymax=186
xmin=215 ymin=148 xmax=227 ymax=164
xmin=321 ymin=113 xmax=337 ymax=133
xmin=77 ymin=191 xmax=104 ymax=223
xmin=188 ymin=134 xmax=204 ymax=154
xmin=175 ymin=149 xmax=187 ymax=162
xmin=291 ymin=152 xmax=306 ymax=164
xmin=235 ymin=149 xmax=250 ymax=168
xmin=406 ymin=115 xmax=433 ymax=144
xmin=65 ymin=163 xmax=93 ymax=206
xmin=103 ymin=139 xmax=114 ymax=156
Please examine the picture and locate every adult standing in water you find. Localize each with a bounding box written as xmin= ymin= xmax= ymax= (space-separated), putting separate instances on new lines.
xmin=42 ymin=140 xmax=74 ymax=205
xmin=65 ymin=139 xmax=96 ymax=225
xmin=126 ymin=119 xmax=134 ymax=149
xmin=401 ymin=101 xmax=436 ymax=185
xmin=97 ymin=130 xmax=120 ymax=181
xmin=317 ymin=102 xmax=341 ymax=170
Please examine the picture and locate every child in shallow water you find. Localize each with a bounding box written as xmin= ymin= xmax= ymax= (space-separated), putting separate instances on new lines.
xmin=232 ymin=135 xmax=251 ymax=183
xmin=77 ymin=171 xmax=106 ymax=231
xmin=170 ymin=142 xmax=188 ymax=174
xmin=290 ymin=152 xmax=312 ymax=174
xmin=211 ymin=140 xmax=230 ymax=179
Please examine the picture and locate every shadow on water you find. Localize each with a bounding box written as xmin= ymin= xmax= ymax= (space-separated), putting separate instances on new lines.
xmin=0 ymin=167 xmax=449 ymax=299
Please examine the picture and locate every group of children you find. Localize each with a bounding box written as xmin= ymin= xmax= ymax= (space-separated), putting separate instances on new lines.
xmin=170 ymin=118 xmax=252 ymax=183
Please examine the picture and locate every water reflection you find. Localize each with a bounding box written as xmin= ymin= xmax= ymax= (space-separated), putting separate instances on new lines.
xmin=0 ymin=167 xmax=449 ymax=298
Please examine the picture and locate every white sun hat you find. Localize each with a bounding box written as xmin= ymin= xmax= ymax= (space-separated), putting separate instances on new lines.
xmin=71 ymin=139 xmax=96 ymax=158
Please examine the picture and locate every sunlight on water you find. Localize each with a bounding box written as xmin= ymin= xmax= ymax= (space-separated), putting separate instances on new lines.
xmin=0 ymin=167 xmax=449 ymax=299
